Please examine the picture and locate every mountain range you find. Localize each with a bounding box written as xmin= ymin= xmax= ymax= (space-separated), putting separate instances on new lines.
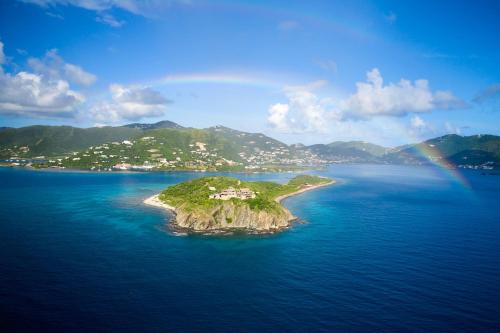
xmin=1 ymin=120 xmax=498 ymax=170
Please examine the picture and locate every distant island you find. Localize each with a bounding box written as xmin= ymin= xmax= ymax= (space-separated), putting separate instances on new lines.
xmin=1 ymin=121 xmax=499 ymax=171
xmin=144 ymin=175 xmax=335 ymax=234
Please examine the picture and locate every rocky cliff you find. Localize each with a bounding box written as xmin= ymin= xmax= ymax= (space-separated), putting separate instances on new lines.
xmin=173 ymin=202 xmax=295 ymax=233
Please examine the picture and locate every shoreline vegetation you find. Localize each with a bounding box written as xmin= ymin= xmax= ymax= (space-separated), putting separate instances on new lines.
xmin=143 ymin=175 xmax=335 ymax=235
xmin=2 ymin=122 xmax=499 ymax=172
xmin=274 ymin=179 xmax=336 ymax=204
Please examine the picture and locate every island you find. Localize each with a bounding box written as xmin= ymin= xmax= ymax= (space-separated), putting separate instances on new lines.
xmin=144 ymin=175 xmax=335 ymax=234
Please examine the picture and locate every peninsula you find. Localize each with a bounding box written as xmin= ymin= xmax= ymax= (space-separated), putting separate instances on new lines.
xmin=144 ymin=175 xmax=335 ymax=234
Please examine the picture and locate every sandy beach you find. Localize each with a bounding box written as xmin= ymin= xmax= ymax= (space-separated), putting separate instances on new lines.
xmin=274 ymin=179 xmax=336 ymax=203
xmin=143 ymin=194 xmax=176 ymax=212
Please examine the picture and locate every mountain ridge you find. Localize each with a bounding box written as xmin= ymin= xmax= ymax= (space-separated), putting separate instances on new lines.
xmin=1 ymin=121 xmax=498 ymax=170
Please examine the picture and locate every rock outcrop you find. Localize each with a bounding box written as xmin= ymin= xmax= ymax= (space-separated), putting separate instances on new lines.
xmin=173 ymin=202 xmax=295 ymax=233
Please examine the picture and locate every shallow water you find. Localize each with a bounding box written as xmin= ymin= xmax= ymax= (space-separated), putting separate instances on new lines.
xmin=1 ymin=165 xmax=499 ymax=332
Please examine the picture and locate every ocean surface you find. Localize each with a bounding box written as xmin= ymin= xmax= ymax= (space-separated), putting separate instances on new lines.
xmin=1 ymin=165 xmax=499 ymax=332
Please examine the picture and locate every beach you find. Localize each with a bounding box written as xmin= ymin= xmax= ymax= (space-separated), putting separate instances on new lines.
xmin=274 ymin=179 xmax=336 ymax=203
xmin=143 ymin=194 xmax=176 ymax=212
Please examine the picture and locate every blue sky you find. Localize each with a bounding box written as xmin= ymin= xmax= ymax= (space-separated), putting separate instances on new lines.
xmin=0 ymin=0 xmax=499 ymax=146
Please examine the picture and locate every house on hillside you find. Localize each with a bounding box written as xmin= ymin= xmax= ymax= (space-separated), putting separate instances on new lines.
xmin=209 ymin=187 xmax=256 ymax=200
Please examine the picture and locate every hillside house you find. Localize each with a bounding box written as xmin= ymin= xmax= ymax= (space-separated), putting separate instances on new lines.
xmin=209 ymin=187 xmax=256 ymax=200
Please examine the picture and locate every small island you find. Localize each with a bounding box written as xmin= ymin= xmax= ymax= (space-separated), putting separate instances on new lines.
xmin=144 ymin=175 xmax=335 ymax=234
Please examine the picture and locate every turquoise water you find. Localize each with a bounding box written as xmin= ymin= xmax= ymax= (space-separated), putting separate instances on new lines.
xmin=1 ymin=165 xmax=499 ymax=332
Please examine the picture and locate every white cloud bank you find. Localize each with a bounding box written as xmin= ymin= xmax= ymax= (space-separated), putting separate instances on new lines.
xmin=268 ymin=68 xmax=466 ymax=134
xmin=89 ymin=84 xmax=170 ymax=123
xmin=0 ymin=40 xmax=168 ymax=123
xmin=0 ymin=41 xmax=93 ymax=116
xmin=340 ymin=68 xmax=466 ymax=119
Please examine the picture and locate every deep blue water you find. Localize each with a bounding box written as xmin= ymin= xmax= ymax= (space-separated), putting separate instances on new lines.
xmin=1 ymin=165 xmax=500 ymax=332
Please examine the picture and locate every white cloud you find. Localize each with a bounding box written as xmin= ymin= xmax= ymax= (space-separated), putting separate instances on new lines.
xmin=445 ymin=121 xmax=461 ymax=135
xmin=95 ymin=13 xmax=124 ymax=27
xmin=21 ymin=0 xmax=107 ymax=11
xmin=89 ymin=84 xmax=170 ymax=123
xmin=27 ymin=48 xmax=96 ymax=86
xmin=267 ymin=103 xmax=290 ymax=131
xmin=64 ymin=63 xmax=97 ymax=85
xmin=406 ymin=116 xmax=464 ymax=141
xmin=267 ymin=68 xmax=466 ymax=144
xmin=0 ymin=71 xmax=85 ymax=116
xmin=410 ymin=115 xmax=426 ymax=129
xmin=433 ymin=90 xmax=468 ymax=109
xmin=0 ymin=41 xmax=87 ymax=116
xmin=46 ymin=11 xmax=64 ymax=19
xmin=267 ymin=80 xmax=331 ymax=133
xmin=0 ymin=41 xmax=5 ymax=65
xmin=16 ymin=48 xmax=28 ymax=56
xmin=315 ymin=59 xmax=338 ymax=73
xmin=407 ymin=115 xmax=435 ymax=138
xmin=340 ymin=68 xmax=465 ymax=119
xmin=473 ymin=83 xmax=500 ymax=104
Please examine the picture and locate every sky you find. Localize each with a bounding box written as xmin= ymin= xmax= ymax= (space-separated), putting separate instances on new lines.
xmin=0 ymin=0 xmax=499 ymax=146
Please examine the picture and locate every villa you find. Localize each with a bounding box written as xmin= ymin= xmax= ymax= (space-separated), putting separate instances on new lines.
xmin=113 ymin=163 xmax=132 ymax=170
xmin=209 ymin=187 xmax=256 ymax=200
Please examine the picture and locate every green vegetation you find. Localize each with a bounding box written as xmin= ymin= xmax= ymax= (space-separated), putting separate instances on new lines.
xmin=306 ymin=141 xmax=388 ymax=162
xmin=385 ymin=134 xmax=500 ymax=168
xmin=22 ymin=125 xmax=315 ymax=172
xmin=0 ymin=125 xmax=142 ymax=159
xmin=158 ymin=175 xmax=332 ymax=213
xmin=2 ymin=120 xmax=498 ymax=170
xmin=287 ymin=175 xmax=332 ymax=187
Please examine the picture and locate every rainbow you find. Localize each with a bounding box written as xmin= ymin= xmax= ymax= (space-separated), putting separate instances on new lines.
xmin=401 ymin=138 xmax=472 ymax=191
xmin=83 ymin=0 xmax=473 ymax=191
xmin=138 ymin=72 xmax=474 ymax=191
xmin=148 ymin=72 xmax=283 ymax=90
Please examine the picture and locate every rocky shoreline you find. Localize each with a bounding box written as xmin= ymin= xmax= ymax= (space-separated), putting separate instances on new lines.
xmin=144 ymin=178 xmax=336 ymax=235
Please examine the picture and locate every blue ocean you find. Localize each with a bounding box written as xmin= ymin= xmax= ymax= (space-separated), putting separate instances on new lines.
xmin=1 ymin=165 xmax=499 ymax=332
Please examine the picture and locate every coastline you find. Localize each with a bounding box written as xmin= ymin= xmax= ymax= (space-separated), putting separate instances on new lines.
xmin=143 ymin=194 xmax=176 ymax=213
xmin=0 ymin=164 xmax=322 ymax=175
xmin=144 ymin=178 xmax=336 ymax=214
xmin=143 ymin=177 xmax=336 ymax=235
xmin=274 ymin=179 xmax=336 ymax=204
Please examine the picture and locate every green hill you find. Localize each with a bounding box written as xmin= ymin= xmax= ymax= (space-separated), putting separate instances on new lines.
xmin=161 ymin=175 xmax=332 ymax=212
xmin=304 ymin=141 xmax=388 ymax=162
xmin=122 ymin=120 xmax=183 ymax=130
xmin=448 ymin=149 xmax=499 ymax=168
xmin=2 ymin=120 xmax=499 ymax=170
xmin=384 ymin=134 xmax=500 ymax=168
xmin=0 ymin=120 xmax=183 ymax=159
xmin=155 ymin=175 xmax=333 ymax=233
xmin=46 ymin=126 xmax=308 ymax=171
xmin=0 ymin=125 xmax=141 ymax=159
